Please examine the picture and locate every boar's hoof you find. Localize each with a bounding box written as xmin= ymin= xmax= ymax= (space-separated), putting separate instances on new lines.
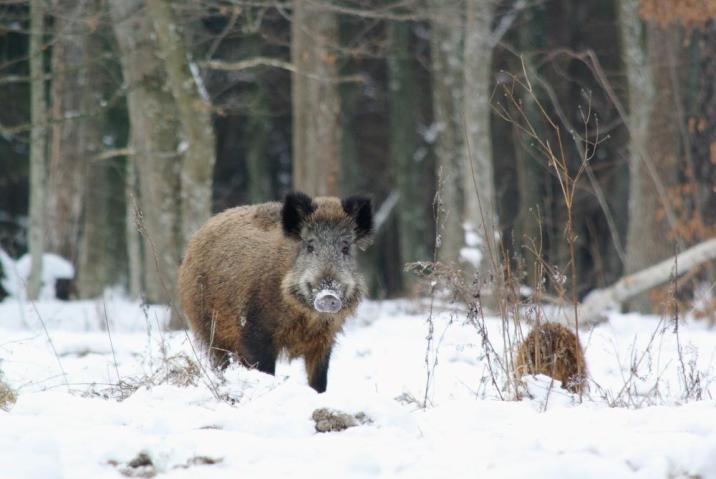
xmin=314 ymin=290 xmax=342 ymax=313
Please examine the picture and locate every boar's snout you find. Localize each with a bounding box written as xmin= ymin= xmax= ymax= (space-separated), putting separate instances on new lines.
xmin=314 ymin=290 xmax=343 ymax=313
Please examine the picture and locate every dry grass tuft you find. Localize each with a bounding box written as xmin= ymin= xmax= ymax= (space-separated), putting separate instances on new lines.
xmin=87 ymin=353 xmax=202 ymax=401
xmin=0 ymin=373 xmax=16 ymax=411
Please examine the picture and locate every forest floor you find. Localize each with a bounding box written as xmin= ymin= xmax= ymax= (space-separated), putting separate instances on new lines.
xmin=1 ymin=295 xmax=715 ymax=478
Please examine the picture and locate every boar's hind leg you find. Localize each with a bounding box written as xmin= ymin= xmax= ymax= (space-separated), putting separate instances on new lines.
xmin=240 ymin=320 xmax=277 ymax=375
xmin=306 ymin=347 xmax=333 ymax=393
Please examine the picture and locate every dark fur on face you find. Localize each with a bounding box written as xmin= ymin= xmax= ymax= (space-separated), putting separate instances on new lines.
xmin=341 ymin=195 xmax=374 ymax=250
xmin=282 ymin=192 xmax=317 ymax=239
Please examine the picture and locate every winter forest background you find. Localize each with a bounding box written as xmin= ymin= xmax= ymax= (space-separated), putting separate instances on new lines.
xmin=0 ymin=0 xmax=715 ymax=321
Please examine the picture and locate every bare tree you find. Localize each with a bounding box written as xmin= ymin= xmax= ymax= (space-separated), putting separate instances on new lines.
xmin=110 ymin=0 xmax=183 ymax=305
xmin=463 ymin=0 xmax=497 ymax=278
xmin=147 ymin=0 xmax=216 ymax=243
xmin=27 ymin=0 xmax=47 ymax=300
xmin=429 ymin=0 xmax=465 ymax=264
xmin=75 ymin=18 xmax=115 ymax=299
xmin=291 ymin=0 xmax=341 ymax=196
xmin=45 ymin=0 xmax=93 ymax=264
xmin=619 ymin=0 xmax=681 ymax=312
xmin=513 ymin=8 xmax=546 ymax=282
xmin=388 ymin=18 xmax=431 ymax=280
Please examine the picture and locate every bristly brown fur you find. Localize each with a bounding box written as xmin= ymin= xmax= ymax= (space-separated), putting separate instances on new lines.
xmin=177 ymin=196 xmax=365 ymax=392
xmin=514 ymin=322 xmax=588 ymax=394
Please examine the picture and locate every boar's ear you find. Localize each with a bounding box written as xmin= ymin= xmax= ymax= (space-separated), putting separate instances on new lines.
xmin=282 ymin=192 xmax=315 ymax=239
xmin=342 ymin=195 xmax=374 ymax=250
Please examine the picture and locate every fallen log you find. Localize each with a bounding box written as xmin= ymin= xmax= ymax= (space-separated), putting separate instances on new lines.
xmin=572 ymin=237 xmax=716 ymax=326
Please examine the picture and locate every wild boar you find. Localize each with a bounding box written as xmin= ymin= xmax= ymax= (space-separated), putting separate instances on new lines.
xmin=178 ymin=192 xmax=373 ymax=393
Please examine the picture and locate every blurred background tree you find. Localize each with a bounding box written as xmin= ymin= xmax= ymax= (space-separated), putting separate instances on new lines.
xmin=0 ymin=0 xmax=714 ymax=318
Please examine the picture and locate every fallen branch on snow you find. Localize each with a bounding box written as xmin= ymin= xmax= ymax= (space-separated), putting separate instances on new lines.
xmin=572 ymin=237 xmax=716 ymax=326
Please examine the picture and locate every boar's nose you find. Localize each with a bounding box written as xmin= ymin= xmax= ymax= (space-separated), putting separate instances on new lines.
xmin=314 ymin=290 xmax=342 ymax=313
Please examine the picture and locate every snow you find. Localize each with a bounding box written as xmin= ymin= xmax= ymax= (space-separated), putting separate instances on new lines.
xmin=0 ymin=249 xmax=74 ymax=300
xmin=1 ymin=297 xmax=716 ymax=478
xmin=459 ymin=246 xmax=482 ymax=268
xmin=459 ymin=222 xmax=484 ymax=267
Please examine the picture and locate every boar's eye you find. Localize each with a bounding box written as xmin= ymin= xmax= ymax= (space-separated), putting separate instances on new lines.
xmin=341 ymin=244 xmax=350 ymax=256
xmin=306 ymin=243 xmax=315 ymax=254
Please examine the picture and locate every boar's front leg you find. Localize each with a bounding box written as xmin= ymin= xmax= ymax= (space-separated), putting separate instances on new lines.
xmin=306 ymin=347 xmax=333 ymax=393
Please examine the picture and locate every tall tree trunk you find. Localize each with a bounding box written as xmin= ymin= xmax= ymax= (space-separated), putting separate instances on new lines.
xmin=463 ymin=0 xmax=496 ymax=278
xmin=147 ymin=0 xmax=216 ymax=246
xmin=27 ymin=0 xmax=47 ymax=300
xmin=620 ymin=1 xmax=680 ymax=312
xmin=691 ymin=20 xmax=716 ymax=229
xmin=388 ymin=20 xmax=430 ymax=283
xmin=77 ymin=161 xmax=114 ymax=298
xmin=514 ymin=8 xmax=546 ymax=283
xmin=291 ymin=0 xmax=341 ymax=196
xmin=125 ymin=156 xmax=143 ymax=299
xmin=690 ymin=20 xmax=716 ymax=284
xmin=73 ymin=0 xmax=114 ymax=299
xmin=430 ymin=0 xmax=465 ymax=265
xmin=45 ymin=0 xmax=90 ymax=265
xmin=110 ymin=0 xmax=182 ymax=305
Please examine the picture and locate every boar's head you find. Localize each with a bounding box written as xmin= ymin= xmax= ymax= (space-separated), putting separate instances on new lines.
xmin=281 ymin=192 xmax=373 ymax=315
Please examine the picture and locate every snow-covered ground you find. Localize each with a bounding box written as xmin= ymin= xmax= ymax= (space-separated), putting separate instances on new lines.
xmin=1 ymin=295 xmax=715 ymax=478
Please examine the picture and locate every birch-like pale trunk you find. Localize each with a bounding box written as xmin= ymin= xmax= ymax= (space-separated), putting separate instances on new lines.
xmin=429 ymin=0 xmax=465 ymax=264
xmin=147 ymin=0 xmax=216 ymax=246
xmin=27 ymin=0 xmax=47 ymax=300
xmin=291 ymin=0 xmax=341 ymax=196
xmin=463 ymin=0 xmax=497 ymax=278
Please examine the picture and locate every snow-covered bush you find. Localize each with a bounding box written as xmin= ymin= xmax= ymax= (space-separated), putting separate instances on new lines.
xmin=0 ymin=248 xmax=74 ymax=300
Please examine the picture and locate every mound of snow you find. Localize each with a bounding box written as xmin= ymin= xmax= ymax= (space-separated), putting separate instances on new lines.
xmin=0 ymin=248 xmax=74 ymax=300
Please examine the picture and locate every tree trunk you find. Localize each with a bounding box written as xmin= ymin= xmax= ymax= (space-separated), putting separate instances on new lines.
xmin=691 ymin=20 xmax=716 ymax=231
xmin=73 ymin=0 xmax=114 ymax=299
xmin=462 ymin=0 xmax=497 ymax=278
xmin=690 ymin=20 xmax=716 ymax=285
xmin=246 ymin=86 xmax=271 ymax=203
xmin=147 ymin=0 xmax=216 ymax=246
xmin=388 ymin=20 xmax=430 ymax=283
xmin=430 ymin=0 xmax=465 ymax=265
xmin=77 ymin=157 xmax=112 ymax=298
xmin=27 ymin=0 xmax=47 ymax=300
xmin=125 ymin=156 xmax=143 ymax=299
xmin=513 ymin=8 xmax=546 ymax=283
xmin=291 ymin=0 xmax=341 ymax=196
xmin=45 ymin=0 xmax=91 ymax=265
xmin=620 ymin=3 xmax=681 ymax=313
xmin=110 ymin=0 xmax=182 ymax=305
